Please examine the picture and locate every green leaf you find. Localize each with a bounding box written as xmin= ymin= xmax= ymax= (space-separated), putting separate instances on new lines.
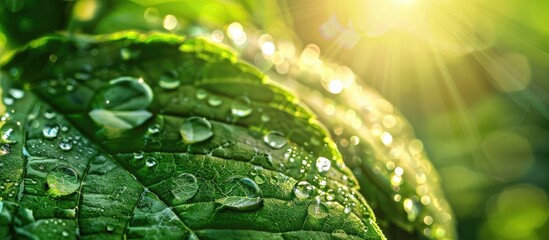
xmin=0 ymin=32 xmax=385 ymax=239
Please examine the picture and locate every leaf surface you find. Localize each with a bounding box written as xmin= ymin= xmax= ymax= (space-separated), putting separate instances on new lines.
xmin=0 ymin=32 xmax=385 ymax=239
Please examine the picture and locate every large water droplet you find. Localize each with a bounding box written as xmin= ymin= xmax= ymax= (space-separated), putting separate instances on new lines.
xmin=171 ymin=173 xmax=199 ymax=205
xmin=3 ymin=97 xmax=14 ymax=106
xmin=307 ymin=197 xmax=329 ymax=218
xmin=42 ymin=123 xmax=60 ymax=139
xmin=46 ymin=166 xmax=79 ymax=197
xmin=179 ymin=117 xmax=214 ymax=144
xmin=217 ymin=176 xmax=264 ymax=211
xmin=263 ymin=131 xmax=288 ymax=149
xmin=315 ymin=157 xmax=331 ymax=172
xmin=1 ymin=121 xmax=19 ymax=144
xmin=293 ymin=181 xmax=314 ymax=199
xmin=89 ymin=77 xmax=153 ymax=129
xmin=230 ymin=95 xmax=252 ymax=117
xmin=159 ymin=71 xmax=181 ymax=90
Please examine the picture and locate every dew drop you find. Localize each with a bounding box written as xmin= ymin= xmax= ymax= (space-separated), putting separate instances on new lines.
xmin=147 ymin=124 xmax=161 ymax=135
xmin=61 ymin=231 xmax=69 ymax=237
xmin=195 ymin=89 xmax=208 ymax=100
xmin=315 ymin=157 xmax=331 ymax=172
xmin=46 ymin=165 xmax=79 ymax=197
xmin=171 ymin=173 xmax=199 ymax=205
xmin=42 ymin=123 xmax=60 ymax=139
xmin=145 ymin=157 xmax=157 ymax=167
xmin=8 ymin=89 xmax=24 ymax=99
xmin=61 ymin=126 xmax=70 ymax=132
xmin=59 ymin=140 xmax=72 ymax=151
xmin=230 ymin=95 xmax=252 ymax=117
xmin=0 ymin=121 xmax=19 ymax=144
xmin=3 ymin=97 xmax=13 ymax=105
xmin=159 ymin=71 xmax=181 ymax=90
xmin=0 ymin=144 xmax=11 ymax=155
xmin=133 ymin=151 xmax=144 ymax=160
xmin=89 ymin=77 xmax=153 ymax=129
xmin=44 ymin=110 xmax=56 ymax=119
xmin=263 ymin=131 xmax=288 ymax=149
xmin=207 ymin=96 xmax=223 ymax=107
xmin=344 ymin=204 xmax=353 ymax=214
xmin=307 ymin=197 xmax=329 ymax=218
xmin=293 ymin=181 xmax=314 ymax=199
xmin=106 ymin=224 xmax=115 ymax=232
xmin=179 ymin=117 xmax=214 ymax=144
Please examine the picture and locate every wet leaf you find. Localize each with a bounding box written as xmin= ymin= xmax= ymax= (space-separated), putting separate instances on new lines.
xmin=0 ymin=32 xmax=385 ymax=239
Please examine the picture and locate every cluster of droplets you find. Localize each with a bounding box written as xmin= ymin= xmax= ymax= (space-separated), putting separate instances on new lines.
xmin=210 ymin=20 xmax=456 ymax=237
xmin=194 ymin=89 xmax=224 ymax=108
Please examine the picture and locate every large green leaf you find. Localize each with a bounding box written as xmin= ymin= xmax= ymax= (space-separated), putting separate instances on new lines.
xmin=0 ymin=32 xmax=385 ymax=239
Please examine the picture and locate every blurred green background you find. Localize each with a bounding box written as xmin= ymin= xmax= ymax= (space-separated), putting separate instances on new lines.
xmin=1 ymin=0 xmax=548 ymax=239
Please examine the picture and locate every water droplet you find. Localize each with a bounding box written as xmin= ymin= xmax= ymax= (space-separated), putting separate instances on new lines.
xmin=171 ymin=173 xmax=199 ymax=205
xmin=230 ymin=96 xmax=252 ymax=117
xmin=61 ymin=231 xmax=69 ymax=237
xmin=215 ymin=196 xmax=263 ymax=211
xmin=307 ymin=197 xmax=329 ymax=218
xmin=315 ymin=157 xmax=331 ymax=172
xmin=218 ymin=176 xmax=264 ymax=211
xmin=159 ymin=71 xmax=181 ymax=90
xmin=263 ymin=131 xmax=288 ymax=149
xmin=147 ymin=124 xmax=161 ymax=135
xmin=207 ymin=96 xmax=223 ymax=107
xmin=89 ymin=77 xmax=153 ymax=129
xmin=293 ymin=181 xmax=314 ymax=199
xmin=8 ymin=89 xmax=24 ymax=99
xmin=180 ymin=117 xmax=214 ymax=144
xmin=133 ymin=151 xmax=144 ymax=160
xmin=46 ymin=165 xmax=79 ymax=197
xmin=0 ymin=122 xmax=19 ymax=144
xmin=344 ymin=204 xmax=353 ymax=214
xmin=106 ymin=224 xmax=115 ymax=232
xmin=0 ymin=144 xmax=11 ymax=155
xmin=195 ymin=89 xmax=208 ymax=100
xmin=44 ymin=110 xmax=56 ymax=119
xmin=59 ymin=140 xmax=72 ymax=151
xmin=145 ymin=157 xmax=157 ymax=167
xmin=42 ymin=123 xmax=60 ymax=139
xmin=3 ymin=97 xmax=14 ymax=105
